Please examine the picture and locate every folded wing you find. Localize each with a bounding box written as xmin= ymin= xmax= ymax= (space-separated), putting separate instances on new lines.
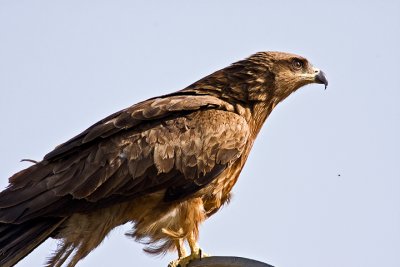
xmin=0 ymin=93 xmax=249 ymax=224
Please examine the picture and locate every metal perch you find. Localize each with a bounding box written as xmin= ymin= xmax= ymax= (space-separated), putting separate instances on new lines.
xmin=187 ymin=256 xmax=274 ymax=267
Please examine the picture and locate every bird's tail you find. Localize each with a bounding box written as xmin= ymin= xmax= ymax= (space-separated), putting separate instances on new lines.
xmin=0 ymin=218 xmax=65 ymax=267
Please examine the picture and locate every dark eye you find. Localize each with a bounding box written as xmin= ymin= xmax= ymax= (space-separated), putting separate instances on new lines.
xmin=292 ymin=59 xmax=304 ymax=70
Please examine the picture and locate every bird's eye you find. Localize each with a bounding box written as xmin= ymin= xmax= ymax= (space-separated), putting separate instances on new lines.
xmin=292 ymin=59 xmax=304 ymax=70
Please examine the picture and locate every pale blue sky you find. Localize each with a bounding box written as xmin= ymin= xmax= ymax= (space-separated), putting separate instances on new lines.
xmin=0 ymin=1 xmax=399 ymax=266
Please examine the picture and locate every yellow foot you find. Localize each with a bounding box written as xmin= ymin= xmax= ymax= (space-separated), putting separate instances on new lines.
xmin=168 ymin=249 xmax=210 ymax=267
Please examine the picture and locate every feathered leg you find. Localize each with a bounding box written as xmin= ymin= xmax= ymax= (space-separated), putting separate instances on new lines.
xmin=176 ymin=239 xmax=187 ymax=258
xmin=168 ymin=231 xmax=209 ymax=267
xmin=187 ymin=231 xmax=209 ymax=259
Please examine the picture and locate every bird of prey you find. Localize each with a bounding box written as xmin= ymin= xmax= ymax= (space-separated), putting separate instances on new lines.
xmin=0 ymin=51 xmax=328 ymax=267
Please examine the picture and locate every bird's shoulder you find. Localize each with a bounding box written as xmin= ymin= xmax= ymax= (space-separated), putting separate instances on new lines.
xmin=44 ymin=93 xmax=236 ymax=161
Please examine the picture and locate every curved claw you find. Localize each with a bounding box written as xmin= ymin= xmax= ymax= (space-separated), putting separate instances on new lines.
xmin=168 ymin=248 xmax=210 ymax=267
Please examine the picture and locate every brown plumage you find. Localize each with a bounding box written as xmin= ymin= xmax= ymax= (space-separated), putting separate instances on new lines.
xmin=0 ymin=51 xmax=328 ymax=267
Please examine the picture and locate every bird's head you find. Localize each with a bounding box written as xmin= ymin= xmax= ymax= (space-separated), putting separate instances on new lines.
xmin=183 ymin=51 xmax=328 ymax=134
xmin=186 ymin=51 xmax=328 ymax=107
xmin=245 ymin=51 xmax=328 ymax=102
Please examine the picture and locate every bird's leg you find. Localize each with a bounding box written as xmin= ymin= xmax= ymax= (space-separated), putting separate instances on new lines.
xmin=187 ymin=231 xmax=209 ymax=259
xmin=176 ymin=238 xmax=188 ymax=258
xmin=168 ymin=232 xmax=209 ymax=267
xmin=168 ymin=238 xmax=188 ymax=267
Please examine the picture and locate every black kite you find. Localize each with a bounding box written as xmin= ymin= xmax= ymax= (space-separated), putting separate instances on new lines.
xmin=0 ymin=51 xmax=328 ymax=267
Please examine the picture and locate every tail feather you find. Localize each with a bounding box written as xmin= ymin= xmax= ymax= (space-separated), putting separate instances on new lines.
xmin=0 ymin=218 xmax=65 ymax=267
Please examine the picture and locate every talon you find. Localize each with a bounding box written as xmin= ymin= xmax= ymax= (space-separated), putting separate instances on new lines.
xmin=168 ymin=249 xmax=210 ymax=267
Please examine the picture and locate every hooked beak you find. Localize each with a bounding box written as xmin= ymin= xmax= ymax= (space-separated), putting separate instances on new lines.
xmin=314 ymin=70 xmax=328 ymax=89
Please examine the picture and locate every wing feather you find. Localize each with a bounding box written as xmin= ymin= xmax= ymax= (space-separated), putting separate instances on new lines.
xmin=0 ymin=93 xmax=249 ymax=224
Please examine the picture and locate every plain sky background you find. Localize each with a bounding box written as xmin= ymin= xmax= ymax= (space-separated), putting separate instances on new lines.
xmin=1 ymin=1 xmax=399 ymax=267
